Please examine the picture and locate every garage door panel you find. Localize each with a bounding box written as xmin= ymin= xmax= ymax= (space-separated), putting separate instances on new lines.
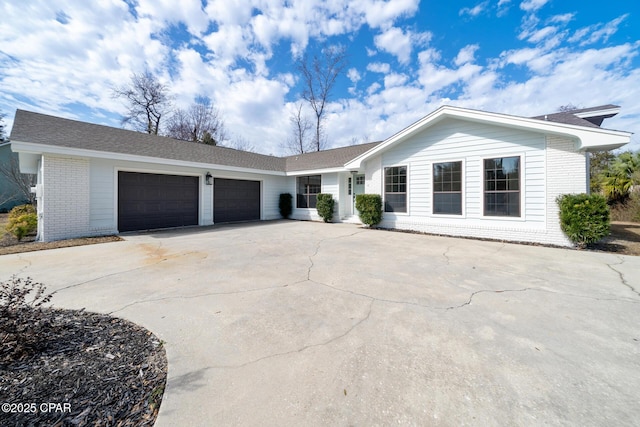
xmin=214 ymin=178 xmax=260 ymax=223
xmin=118 ymin=172 xmax=199 ymax=232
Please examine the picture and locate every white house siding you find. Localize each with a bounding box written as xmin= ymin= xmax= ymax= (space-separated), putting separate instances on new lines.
xmin=41 ymin=155 xmax=91 ymax=242
xmin=370 ymin=118 xmax=582 ymax=246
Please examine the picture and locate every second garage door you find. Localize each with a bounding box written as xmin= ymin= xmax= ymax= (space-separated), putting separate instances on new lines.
xmin=214 ymin=178 xmax=260 ymax=223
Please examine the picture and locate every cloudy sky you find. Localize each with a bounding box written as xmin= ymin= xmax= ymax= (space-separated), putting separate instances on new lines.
xmin=1 ymin=0 xmax=638 ymax=154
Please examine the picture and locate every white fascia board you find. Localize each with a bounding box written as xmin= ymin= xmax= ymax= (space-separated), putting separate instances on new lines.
xmin=345 ymin=105 xmax=632 ymax=168
xmin=285 ymin=167 xmax=346 ymax=176
xmin=9 ymin=140 xmax=286 ymax=176
xmin=574 ymin=106 xmax=620 ymax=119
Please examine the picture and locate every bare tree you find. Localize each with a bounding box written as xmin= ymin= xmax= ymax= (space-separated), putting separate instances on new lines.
xmin=285 ymin=102 xmax=313 ymax=154
xmin=225 ymin=135 xmax=256 ymax=153
xmin=298 ymin=45 xmax=348 ymax=151
xmin=112 ymin=71 xmax=171 ymax=135
xmin=0 ymin=155 xmax=36 ymax=205
xmin=166 ymin=100 xmax=226 ymax=145
xmin=558 ymin=104 xmax=581 ymax=112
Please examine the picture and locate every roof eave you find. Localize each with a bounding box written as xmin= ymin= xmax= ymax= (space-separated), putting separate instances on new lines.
xmin=574 ymin=106 xmax=621 ymax=119
xmin=285 ymin=167 xmax=349 ymax=176
xmin=10 ymin=140 xmax=287 ymax=176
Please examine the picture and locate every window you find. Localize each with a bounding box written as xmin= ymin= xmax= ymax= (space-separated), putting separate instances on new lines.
xmin=433 ymin=161 xmax=462 ymax=215
xmin=484 ymin=156 xmax=520 ymax=217
xmin=384 ymin=166 xmax=407 ymax=212
xmin=355 ymin=175 xmax=365 ymax=185
xmin=297 ymin=175 xmax=321 ymax=208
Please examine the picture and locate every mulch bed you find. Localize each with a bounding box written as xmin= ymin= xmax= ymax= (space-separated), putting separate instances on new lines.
xmin=0 ymin=308 xmax=167 ymax=426
xmin=0 ymin=234 xmax=122 ymax=256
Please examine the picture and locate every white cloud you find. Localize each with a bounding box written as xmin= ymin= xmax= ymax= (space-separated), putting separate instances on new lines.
xmin=454 ymin=44 xmax=480 ymax=66
xmin=527 ymin=25 xmax=557 ymax=43
xmin=374 ymin=27 xmax=431 ymax=65
xmin=568 ymin=14 xmax=629 ymax=46
xmin=459 ymin=2 xmax=488 ymax=18
xmin=519 ymin=0 xmax=549 ymax=12
xmin=347 ymin=68 xmax=362 ymax=84
xmin=497 ymin=0 xmax=512 ymax=17
xmin=136 ymin=0 xmax=209 ymax=35
xmin=367 ymin=62 xmax=391 ymax=73
xmin=384 ymin=73 xmax=409 ymax=88
xmin=549 ymin=13 xmax=574 ymax=24
xmin=374 ymin=27 xmax=412 ymax=64
xmin=351 ymin=0 xmax=420 ymax=29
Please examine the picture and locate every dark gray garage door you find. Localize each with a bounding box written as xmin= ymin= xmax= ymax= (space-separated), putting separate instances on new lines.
xmin=214 ymin=178 xmax=260 ymax=223
xmin=118 ymin=172 xmax=199 ymax=232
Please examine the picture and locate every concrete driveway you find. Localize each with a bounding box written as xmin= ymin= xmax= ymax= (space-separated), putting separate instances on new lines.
xmin=1 ymin=221 xmax=639 ymax=426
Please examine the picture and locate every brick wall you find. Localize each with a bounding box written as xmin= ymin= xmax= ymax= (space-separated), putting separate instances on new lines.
xmin=41 ymin=155 xmax=91 ymax=241
xmin=544 ymin=135 xmax=587 ymax=246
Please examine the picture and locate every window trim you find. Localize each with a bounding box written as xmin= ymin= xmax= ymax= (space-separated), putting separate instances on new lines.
xmin=296 ymin=175 xmax=322 ymax=209
xmin=481 ymin=154 xmax=524 ymax=220
xmin=432 ymin=159 xmax=464 ymax=217
xmin=383 ymin=165 xmax=409 ymax=214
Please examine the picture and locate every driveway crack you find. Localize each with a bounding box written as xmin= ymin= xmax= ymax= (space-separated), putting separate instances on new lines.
xmin=607 ymin=256 xmax=639 ymax=297
xmin=445 ymin=288 xmax=532 ymax=310
xmin=207 ymin=298 xmax=374 ymax=370
xmin=107 ymin=280 xmax=308 ymax=314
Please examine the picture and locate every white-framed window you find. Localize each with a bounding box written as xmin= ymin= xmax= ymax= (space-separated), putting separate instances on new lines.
xmin=384 ymin=166 xmax=407 ymax=213
xmin=483 ymin=156 xmax=520 ymax=217
xmin=296 ymin=175 xmax=321 ymax=208
xmin=433 ymin=161 xmax=462 ymax=215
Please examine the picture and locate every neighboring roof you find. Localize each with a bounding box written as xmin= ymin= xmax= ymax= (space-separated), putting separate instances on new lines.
xmin=10 ymin=110 xmax=286 ymax=172
xmin=345 ymin=105 xmax=632 ymax=169
xmin=531 ymin=104 xmax=621 ymax=128
xmin=285 ymin=141 xmax=382 ymax=172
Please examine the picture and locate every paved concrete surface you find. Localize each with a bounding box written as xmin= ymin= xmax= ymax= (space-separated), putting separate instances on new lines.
xmin=1 ymin=220 xmax=639 ymax=426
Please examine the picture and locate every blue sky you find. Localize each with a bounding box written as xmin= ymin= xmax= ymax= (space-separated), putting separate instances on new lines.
xmin=1 ymin=0 xmax=638 ymax=154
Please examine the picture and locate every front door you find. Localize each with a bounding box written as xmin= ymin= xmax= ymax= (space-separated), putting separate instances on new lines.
xmin=352 ymin=174 xmax=365 ymax=214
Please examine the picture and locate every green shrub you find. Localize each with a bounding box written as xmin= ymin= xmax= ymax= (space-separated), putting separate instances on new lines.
xmin=6 ymin=204 xmax=37 ymax=241
xmin=316 ymin=194 xmax=335 ymax=223
xmin=557 ymin=193 xmax=610 ymax=248
xmin=8 ymin=204 xmax=35 ymax=219
xmin=279 ymin=193 xmax=293 ymax=219
xmin=355 ymin=194 xmax=383 ymax=227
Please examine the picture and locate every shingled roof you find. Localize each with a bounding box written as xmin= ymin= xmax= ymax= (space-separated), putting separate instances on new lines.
xmin=10 ymin=110 xmax=385 ymax=173
xmin=10 ymin=110 xmax=287 ymax=172
xmin=530 ymin=104 xmax=620 ymax=129
xmin=285 ymin=141 xmax=381 ymax=172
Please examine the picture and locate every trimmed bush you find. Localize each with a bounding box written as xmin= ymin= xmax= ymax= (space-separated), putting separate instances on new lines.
xmin=557 ymin=193 xmax=610 ymax=248
xmin=355 ymin=194 xmax=383 ymax=227
xmin=316 ymin=194 xmax=335 ymax=222
xmin=279 ymin=193 xmax=293 ymax=219
xmin=6 ymin=204 xmax=37 ymax=241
